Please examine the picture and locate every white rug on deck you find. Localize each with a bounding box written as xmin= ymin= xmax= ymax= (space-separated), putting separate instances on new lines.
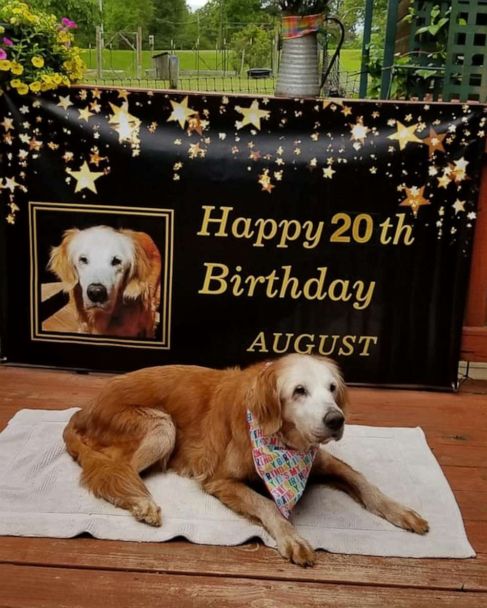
xmin=0 ymin=408 xmax=475 ymax=558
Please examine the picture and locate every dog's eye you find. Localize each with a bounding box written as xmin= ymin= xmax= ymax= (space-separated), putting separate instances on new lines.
xmin=79 ymin=256 xmax=88 ymax=265
xmin=330 ymin=383 xmax=337 ymax=393
xmin=293 ymin=385 xmax=307 ymax=397
xmin=111 ymin=257 xmax=122 ymax=266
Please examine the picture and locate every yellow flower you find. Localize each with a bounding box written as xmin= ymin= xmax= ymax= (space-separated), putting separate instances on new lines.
xmin=29 ymin=81 xmax=41 ymax=92
xmin=10 ymin=79 xmax=22 ymax=88
xmin=10 ymin=62 xmax=23 ymax=75
xmin=0 ymin=59 xmax=11 ymax=71
xmin=31 ymin=55 xmax=44 ymax=68
xmin=17 ymin=83 xmax=29 ymax=95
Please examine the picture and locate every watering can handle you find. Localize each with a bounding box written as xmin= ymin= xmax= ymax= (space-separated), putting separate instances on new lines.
xmin=320 ymin=16 xmax=346 ymax=92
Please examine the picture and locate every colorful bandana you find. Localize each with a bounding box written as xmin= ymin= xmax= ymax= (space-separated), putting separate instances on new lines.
xmin=247 ymin=409 xmax=318 ymax=519
xmin=281 ymin=13 xmax=324 ymax=40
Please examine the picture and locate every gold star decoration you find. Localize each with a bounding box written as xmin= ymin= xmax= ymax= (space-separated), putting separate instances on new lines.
xmin=437 ymin=173 xmax=451 ymax=189
xmin=399 ymin=186 xmax=430 ymax=216
xmin=258 ymin=169 xmax=274 ymax=193
xmin=323 ymin=166 xmax=336 ymax=179
xmin=78 ymin=106 xmax=94 ymax=122
xmin=424 ymin=128 xmax=446 ymax=156
xmin=168 ymin=96 xmax=197 ymax=130
xmin=449 ymin=158 xmax=469 ymax=183
xmin=188 ymin=142 xmax=206 ymax=159
xmin=1 ymin=117 xmax=14 ymax=131
xmin=350 ymin=117 xmax=369 ymax=144
xmin=57 ymin=95 xmax=73 ymax=111
xmin=235 ymin=100 xmax=270 ymax=131
xmin=89 ymin=100 xmax=101 ymax=113
xmin=453 ymin=199 xmax=466 ymax=214
xmin=341 ymin=105 xmax=353 ymax=117
xmin=187 ymin=114 xmax=203 ymax=135
xmin=89 ymin=149 xmax=107 ymax=166
xmin=323 ymin=99 xmax=344 ymax=110
xmin=67 ymin=161 xmax=104 ymax=194
xmin=388 ymin=121 xmax=423 ymax=150
xmin=108 ymin=102 xmax=141 ymax=146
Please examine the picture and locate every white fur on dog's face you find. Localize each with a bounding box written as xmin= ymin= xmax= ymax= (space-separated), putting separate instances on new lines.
xmin=277 ymin=354 xmax=345 ymax=447
xmin=67 ymin=226 xmax=135 ymax=311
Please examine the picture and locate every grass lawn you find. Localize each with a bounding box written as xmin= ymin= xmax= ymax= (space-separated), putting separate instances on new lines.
xmin=80 ymin=48 xmax=362 ymax=95
xmin=81 ymin=48 xmax=362 ymax=76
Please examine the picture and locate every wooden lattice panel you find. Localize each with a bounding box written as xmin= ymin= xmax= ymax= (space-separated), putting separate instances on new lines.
xmin=443 ymin=0 xmax=487 ymax=102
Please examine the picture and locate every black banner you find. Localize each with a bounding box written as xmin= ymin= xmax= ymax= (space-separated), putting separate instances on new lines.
xmin=0 ymin=87 xmax=485 ymax=389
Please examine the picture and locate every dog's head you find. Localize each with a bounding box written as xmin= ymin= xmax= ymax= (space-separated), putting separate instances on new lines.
xmin=48 ymin=226 xmax=151 ymax=313
xmin=248 ymin=354 xmax=348 ymax=450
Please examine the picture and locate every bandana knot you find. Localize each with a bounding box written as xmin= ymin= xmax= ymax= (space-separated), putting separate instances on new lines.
xmin=247 ymin=409 xmax=317 ymax=518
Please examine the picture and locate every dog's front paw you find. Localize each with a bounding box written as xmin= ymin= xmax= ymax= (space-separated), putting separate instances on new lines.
xmin=277 ymin=533 xmax=316 ymax=567
xmin=131 ymin=499 xmax=162 ymax=527
xmin=397 ymin=508 xmax=429 ymax=535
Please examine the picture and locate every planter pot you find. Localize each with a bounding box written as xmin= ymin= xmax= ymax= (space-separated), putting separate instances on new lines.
xmin=275 ymin=32 xmax=320 ymax=98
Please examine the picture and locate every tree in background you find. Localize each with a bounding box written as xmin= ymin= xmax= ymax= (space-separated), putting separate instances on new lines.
xmin=103 ymin=0 xmax=154 ymax=36
xmin=231 ymin=23 xmax=273 ymax=71
xmin=152 ymin=0 xmax=189 ymax=49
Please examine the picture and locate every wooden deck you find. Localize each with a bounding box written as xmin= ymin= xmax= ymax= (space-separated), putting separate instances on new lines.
xmin=0 ymin=366 xmax=486 ymax=607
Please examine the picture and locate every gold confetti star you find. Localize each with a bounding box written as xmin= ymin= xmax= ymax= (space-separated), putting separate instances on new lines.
xmin=323 ymin=99 xmax=344 ymax=110
xmin=3 ymin=176 xmax=22 ymax=192
xmin=388 ymin=121 xmax=423 ymax=150
xmin=424 ymin=128 xmax=446 ymax=156
xmin=453 ymin=199 xmax=466 ymax=214
xmin=78 ymin=106 xmax=94 ymax=122
xmin=57 ymin=95 xmax=73 ymax=111
xmin=89 ymin=149 xmax=106 ymax=166
xmin=91 ymin=88 xmax=102 ymax=99
xmin=89 ymin=100 xmax=101 ymax=113
xmin=341 ymin=105 xmax=352 ymax=117
xmin=1 ymin=117 xmax=13 ymax=131
xmin=108 ymin=102 xmax=141 ymax=144
xmin=323 ymin=166 xmax=336 ymax=179
xmin=235 ymin=100 xmax=270 ymax=131
xmin=350 ymin=117 xmax=369 ymax=144
xmin=67 ymin=161 xmax=104 ymax=194
xmin=168 ymin=96 xmax=197 ymax=129
xmin=399 ymin=186 xmax=430 ymax=216
xmin=258 ymin=169 xmax=274 ymax=193
xmin=437 ymin=173 xmax=451 ymax=188
xmin=450 ymin=158 xmax=469 ymax=182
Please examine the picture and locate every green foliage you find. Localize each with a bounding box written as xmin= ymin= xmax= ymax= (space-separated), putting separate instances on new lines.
xmin=27 ymin=0 xmax=98 ymax=45
xmin=230 ymin=23 xmax=272 ymax=71
xmin=367 ymin=2 xmax=451 ymax=99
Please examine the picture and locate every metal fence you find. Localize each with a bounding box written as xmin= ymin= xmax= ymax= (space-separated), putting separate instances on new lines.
xmin=81 ymin=70 xmax=361 ymax=98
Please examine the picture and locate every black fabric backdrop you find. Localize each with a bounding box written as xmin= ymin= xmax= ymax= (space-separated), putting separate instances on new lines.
xmin=0 ymin=87 xmax=485 ymax=389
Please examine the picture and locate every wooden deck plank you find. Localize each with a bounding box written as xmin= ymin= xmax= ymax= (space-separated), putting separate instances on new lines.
xmin=1 ymin=564 xmax=486 ymax=608
xmin=1 ymin=365 xmax=486 ymax=604
xmin=0 ymin=537 xmax=485 ymax=592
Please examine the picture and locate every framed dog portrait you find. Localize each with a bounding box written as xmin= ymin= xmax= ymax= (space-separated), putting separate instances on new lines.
xmin=29 ymin=201 xmax=174 ymax=349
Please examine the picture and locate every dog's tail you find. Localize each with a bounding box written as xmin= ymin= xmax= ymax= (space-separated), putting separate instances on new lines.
xmin=63 ymin=411 xmax=155 ymax=520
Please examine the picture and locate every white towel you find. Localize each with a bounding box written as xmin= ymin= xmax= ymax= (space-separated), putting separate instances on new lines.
xmin=0 ymin=408 xmax=475 ymax=558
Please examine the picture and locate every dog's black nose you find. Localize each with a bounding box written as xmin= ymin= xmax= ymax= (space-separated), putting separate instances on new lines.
xmin=87 ymin=283 xmax=108 ymax=303
xmin=323 ymin=410 xmax=345 ymax=432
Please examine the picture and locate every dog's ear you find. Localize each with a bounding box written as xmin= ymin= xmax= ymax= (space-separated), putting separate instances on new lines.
xmin=121 ymin=230 xmax=151 ymax=302
xmin=248 ymin=362 xmax=282 ymax=435
xmin=48 ymin=229 xmax=79 ymax=291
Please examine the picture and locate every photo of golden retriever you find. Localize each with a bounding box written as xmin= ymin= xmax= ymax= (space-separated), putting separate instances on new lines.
xmin=63 ymin=354 xmax=428 ymax=566
xmin=46 ymin=226 xmax=161 ymax=338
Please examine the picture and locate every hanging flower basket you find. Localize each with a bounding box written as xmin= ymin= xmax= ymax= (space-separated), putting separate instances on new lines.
xmin=0 ymin=1 xmax=85 ymax=95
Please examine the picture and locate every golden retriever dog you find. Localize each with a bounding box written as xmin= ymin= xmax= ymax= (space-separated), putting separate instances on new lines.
xmin=64 ymin=354 xmax=428 ymax=566
xmin=48 ymin=226 xmax=161 ymax=337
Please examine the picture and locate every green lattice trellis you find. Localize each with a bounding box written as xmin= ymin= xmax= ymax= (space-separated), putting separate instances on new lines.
xmin=443 ymin=0 xmax=487 ymax=102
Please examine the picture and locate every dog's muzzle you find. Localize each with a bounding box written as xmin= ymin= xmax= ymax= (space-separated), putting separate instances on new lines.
xmin=323 ymin=410 xmax=345 ymax=438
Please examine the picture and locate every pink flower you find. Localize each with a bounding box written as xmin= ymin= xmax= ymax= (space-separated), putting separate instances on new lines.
xmin=0 ymin=49 xmax=7 ymax=60
xmin=3 ymin=37 xmax=13 ymax=46
xmin=61 ymin=17 xmax=77 ymax=29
